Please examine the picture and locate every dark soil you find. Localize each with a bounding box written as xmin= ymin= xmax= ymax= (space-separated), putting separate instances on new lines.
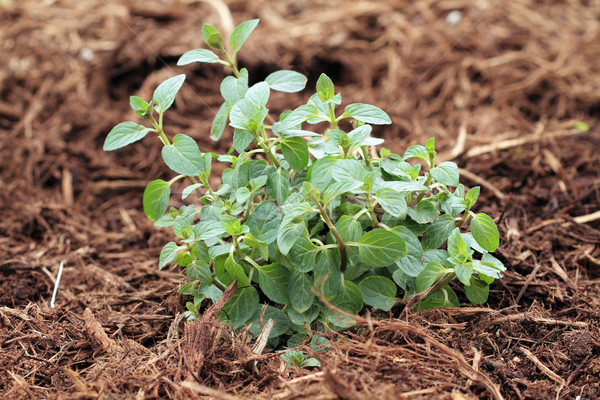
xmin=1 ymin=0 xmax=600 ymax=399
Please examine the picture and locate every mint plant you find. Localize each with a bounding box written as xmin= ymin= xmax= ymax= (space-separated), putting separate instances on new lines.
xmin=104 ymin=19 xmax=505 ymax=346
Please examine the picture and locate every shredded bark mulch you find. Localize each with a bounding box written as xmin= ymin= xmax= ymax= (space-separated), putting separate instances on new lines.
xmin=1 ymin=0 xmax=599 ymax=398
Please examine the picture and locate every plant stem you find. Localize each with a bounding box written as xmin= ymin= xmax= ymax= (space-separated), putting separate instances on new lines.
xmin=313 ymin=195 xmax=347 ymax=272
xmin=148 ymin=113 xmax=170 ymax=146
xmin=409 ymin=173 xmax=433 ymax=207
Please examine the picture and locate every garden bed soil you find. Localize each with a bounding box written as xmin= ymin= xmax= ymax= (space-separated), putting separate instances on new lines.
xmin=1 ymin=0 xmax=600 ymax=399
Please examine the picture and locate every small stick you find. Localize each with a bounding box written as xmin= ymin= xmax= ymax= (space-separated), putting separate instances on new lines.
xmin=252 ymin=318 xmax=274 ymax=355
xmin=50 ymin=261 xmax=65 ymax=308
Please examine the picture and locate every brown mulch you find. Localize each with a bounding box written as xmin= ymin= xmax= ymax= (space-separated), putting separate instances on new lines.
xmin=1 ymin=0 xmax=600 ymax=399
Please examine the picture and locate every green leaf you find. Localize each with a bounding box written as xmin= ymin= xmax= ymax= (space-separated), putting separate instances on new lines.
xmin=242 ymin=233 xmax=269 ymax=260
xmin=281 ymin=201 xmax=313 ymax=227
xmin=229 ymin=99 xmax=267 ymax=131
xmin=288 ymin=233 xmax=320 ymax=273
xmin=347 ymin=125 xmax=372 ymax=146
xmin=182 ymin=183 xmax=203 ymax=200
xmin=403 ymin=145 xmax=429 ymax=162
xmin=421 ymin=214 xmax=455 ymax=250
xmin=267 ymin=169 xmax=289 ymax=204
xmin=416 ymin=287 xmax=459 ymax=311
xmin=215 ymin=255 xmax=250 ymax=287
xmin=202 ymin=24 xmax=223 ymax=49
xmin=464 ymin=277 xmax=489 ymax=304
xmin=246 ymin=81 xmax=270 ymax=107
xmin=447 ymin=228 xmax=468 ymax=259
xmin=465 ymin=186 xmax=480 ymax=208
xmin=173 ymin=216 xmax=192 ymax=239
xmin=220 ymin=72 xmax=249 ymax=105
xmin=129 ymin=96 xmax=148 ymax=115
xmin=233 ymin=128 xmax=254 ymax=153
xmin=219 ymin=215 xmax=242 ymax=236
xmin=186 ymin=261 xmax=213 ymax=285
xmin=159 ymin=242 xmax=179 ymax=270
xmin=153 ymin=74 xmax=186 ymax=113
xmin=162 ymin=134 xmax=204 ymax=176
xmin=322 ymin=180 xmax=363 ymax=205
xmin=331 ymin=159 xmax=365 ymax=183
xmin=281 ymin=137 xmax=309 ymax=172
xmin=358 ymin=276 xmax=397 ymax=311
xmin=287 ymin=303 xmax=320 ymax=327
xmin=288 ymin=271 xmax=315 ymax=313
xmin=194 ymin=220 xmax=225 ymax=240
xmin=343 ymin=103 xmax=391 ymax=125
xmin=246 ymin=201 xmax=282 ymax=244
xmin=357 ymin=228 xmax=408 ymax=267
xmin=430 ymin=161 xmax=459 ymax=187
xmin=258 ymin=263 xmax=290 ymax=304
xmin=313 ymin=249 xmax=341 ymax=299
xmin=222 ymin=287 xmax=259 ymax=329
xmin=229 ymin=19 xmax=259 ymax=53
xmin=248 ymin=305 xmax=291 ymax=339
xmin=211 ymin=102 xmax=233 ymax=140
xmin=265 ymin=70 xmax=307 ymax=93
xmin=277 ymin=104 xmax=319 ymax=131
xmin=454 ymin=262 xmax=474 ymax=286
xmin=375 ymin=188 xmax=408 ymax=218
xmin=103 ymin=122 xmax=150 ymax=151
xmin=277 ymin=222 xmax=304 ymax=256
xmin=470 ymin=212 xmax=500 ymax=252
xmin=331 ymin=280 xmax=363 ymax=314
xmin=416 ymin=261 xmax=447 ymax=292
xmin=143 ymin=179 xmax=171 ymax=221
xmin=316 ymin=73 xmax=335 ymax=102
xmin=334 ymin=215 xmax=363 ymax=243
xmin=307 ymin=155 xmax=337 ymax=192
xmin=177 ymin=48 xmax=220 ymax=65
xmin=407 ymin=199 xmax=438 ymax=224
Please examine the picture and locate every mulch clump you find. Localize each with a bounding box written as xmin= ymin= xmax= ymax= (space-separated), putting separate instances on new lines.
xmin=1 ymin=0 xmax=600 ymax=398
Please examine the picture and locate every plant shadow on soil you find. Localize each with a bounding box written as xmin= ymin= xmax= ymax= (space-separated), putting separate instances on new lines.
xmin=1 ymin=0 xmax=599 ymax=399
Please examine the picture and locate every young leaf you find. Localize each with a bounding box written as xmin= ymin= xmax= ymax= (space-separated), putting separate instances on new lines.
xmin=202 ymin=24 xmax=224 ymax=49
xmin=322 ymin=180 xmax=363 ymax=205
xmin=465 ymin=186 xmax=480 ymax=208
xmin=257 ymin=263 xmax=290 ymax=304
xmin=403 ymin=145 xmax=429 ymax=162
xmin=153 ymin=74 xmax=186 ymax=113
xmin=357 ymin=229 xmax=408 ymax=267
xmin=307 ymin=155 xmax=337 ymax=191
xmin=347 ymin=125 xmax=372 ymax=146
xmin=159 ymin=242 xmax=179 ymax=270
xmin=288 ymin=271 xmax=315 ymax=313
xmin=129 ymin=96 xmax=148 ymax=115
xmin=161 ymin=134 xmax=204 ymax=176
xmin=103 ymin=122 xmax=150 ymax=151
xmin=343 ymin=103 xmax=392 ymax=125
xmin=265 ymin=70 xmax=307 ymax=93
xmin=221 ymin=74 xmax=249 ymax=105
xmin=470 ymin=212 xmax=500 ymax=252
xmin=222 ymin=287 xmax=259 ymax=329
xmin=211 ymin=102 xmax=233 ymax=140
xmin=229 ymin=19 xmax=259 ymax=53
xmin=358 ymin=276 xmax=397 ymax=311
xmin=177 ymin=49 xmax=220 ymax=65
xmin=464 ymin=277 xmax=489 ymax=304
xmin=281 ymin=137 xmax=309 ymax=172
xmin=143 ymin=179 xmax=171 ymax=221
xmin=242 ymin=233 xmax=269 ymax=260
xmin=316 ymin=73 xmax=335 ymax=102
xmin=430 ymin=161 xmax=460 ymax=187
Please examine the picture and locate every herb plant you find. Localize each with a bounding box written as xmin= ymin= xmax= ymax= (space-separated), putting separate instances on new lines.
xmin=104 ymin=19 xmax=505 ymax=346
